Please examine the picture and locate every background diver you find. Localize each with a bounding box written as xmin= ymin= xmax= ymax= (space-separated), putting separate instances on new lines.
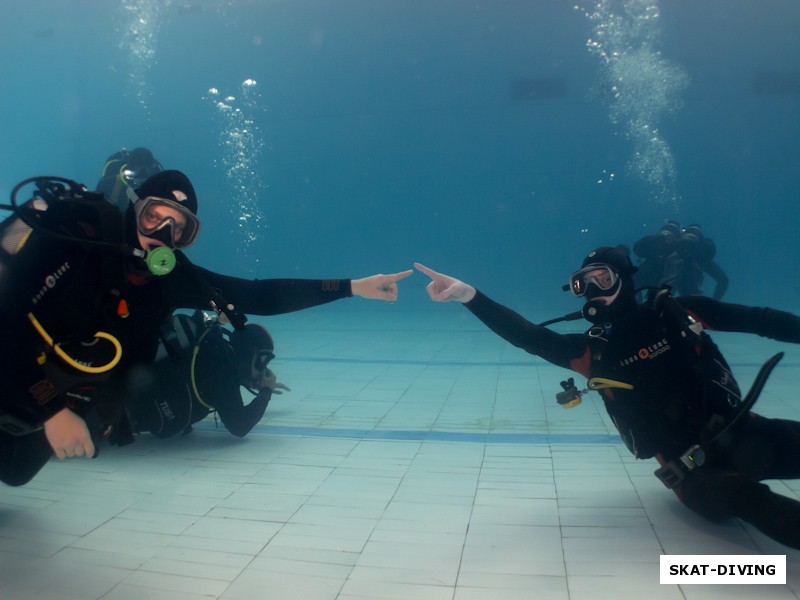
xmin=125 ymin=310 xmax=291 ymax=439
xmin=95 ymin=147 xmax=165 ymax=210
xmin=633 ymin=221 xmax=729 ymax=300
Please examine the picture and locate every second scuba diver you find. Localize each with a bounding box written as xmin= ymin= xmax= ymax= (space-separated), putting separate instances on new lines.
xmin=416 ymin=247 xmax=800 ymax=549
xmin=125 ymin=310 xmax=290 ymax=439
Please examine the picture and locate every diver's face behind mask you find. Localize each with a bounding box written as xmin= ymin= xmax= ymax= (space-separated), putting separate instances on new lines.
xmin=568 ymin=264 xmax=621 ymax=305
xmin=135 ymin=198 xmax=200 ymax=250
xmin=132 ymin=202 xmax=195 ymax=276
xmin=248 ymin=350 xmax=277 ymax=389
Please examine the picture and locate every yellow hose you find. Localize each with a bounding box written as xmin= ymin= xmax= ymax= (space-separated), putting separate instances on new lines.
xmin=27 ymin=312 xmax=122 ymax=374
xmin=587 ymin=377 xmax=634 ymax=391
xmin=189 ymin=327 xmax=215 ymax=409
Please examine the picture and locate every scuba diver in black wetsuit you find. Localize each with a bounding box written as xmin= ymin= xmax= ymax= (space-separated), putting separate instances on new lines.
xmin=96 ymin=147 xmax=164 ymax=210
xmin=634 ymin=221 xmax=729 ymax=300
xmin=94 ymin=149 xmax=291 ymax=439
xmin=0 ymin=170 xmax=412 ymax=486
xmin=126 ymin=310 xmax=290 ymax=439
xmin=633 ymin=220 xmax=681 ymax=294
xmin=416 ymin=247 xmax=800 ymax=549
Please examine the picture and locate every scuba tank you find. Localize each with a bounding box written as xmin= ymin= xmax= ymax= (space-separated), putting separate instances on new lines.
xmin=2 ymin=176 xmax=170 ymax=275
xmin=1 ymin=177 xmax=130 ymax=375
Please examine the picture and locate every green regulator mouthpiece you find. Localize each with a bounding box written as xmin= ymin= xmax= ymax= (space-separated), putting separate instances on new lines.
xmin=145 ymin=246 xmax=176 ymax=276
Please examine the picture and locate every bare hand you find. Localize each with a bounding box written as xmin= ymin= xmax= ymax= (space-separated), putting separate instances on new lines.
xmin=414 ymin=263 xmax=476 ymax=303
xmin=351 ymin=269 xmax=413 ymax=302
xmin=43 ymin=408 xmax=95 ymax=460
xmin=258 ymin=368 xmax=291 ymax=395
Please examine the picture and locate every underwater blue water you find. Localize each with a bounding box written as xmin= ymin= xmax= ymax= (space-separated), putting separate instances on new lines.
xmin=1 ymin=0 xmax=798 ymax=316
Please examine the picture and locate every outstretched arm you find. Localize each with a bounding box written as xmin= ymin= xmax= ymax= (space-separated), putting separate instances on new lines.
xmin=414 ymin=263 xmax=585 ymax=369
xmin=184 ymin=268 xmax=413 ymax=315
xmin=680 ymin=296 xmax=800 ymax=343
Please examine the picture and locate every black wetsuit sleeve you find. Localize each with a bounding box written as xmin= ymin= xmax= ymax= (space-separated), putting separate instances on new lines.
xmin=464 ymin=290 xmax=586 ymax=369
xmin=216 ymin=389 xmax=272 ymax=438
xmin=168 ymin=264 xmax=353 ymax=315
xmin=679 ymin=296 xmax=800 ymax=343
xmin=192 ymin=342 xmax=272 ymax=438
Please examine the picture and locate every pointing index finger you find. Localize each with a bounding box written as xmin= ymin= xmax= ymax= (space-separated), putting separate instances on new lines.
xmin=388 ymin=269 xmax=413 ymax=282
xmin=413 ymin=262 xmax=439 ymax=279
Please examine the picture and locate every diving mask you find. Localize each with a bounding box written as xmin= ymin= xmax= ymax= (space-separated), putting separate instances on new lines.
xmin=127 ymin=187 xmax=200 ymax=249
xmin=568 ymin=264 xmax=620 ymax=298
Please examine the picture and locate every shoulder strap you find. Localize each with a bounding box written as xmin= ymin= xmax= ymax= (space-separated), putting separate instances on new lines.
xmin=648 ymin=287 xmax=704 ymax=338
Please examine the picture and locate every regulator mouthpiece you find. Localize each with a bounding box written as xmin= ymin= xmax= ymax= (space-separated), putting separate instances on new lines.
xmin=145 ymin=246 xmax=176 ymax=276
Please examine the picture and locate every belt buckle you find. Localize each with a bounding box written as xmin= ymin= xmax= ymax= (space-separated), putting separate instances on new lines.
xmin=654 ymin=462 xmax=685 ymax=489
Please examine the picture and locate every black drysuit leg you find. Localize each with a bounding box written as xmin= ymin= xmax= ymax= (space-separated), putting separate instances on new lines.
xmin=0 ymin=430 xmax=53 ymax=486
xmin=676 ymin=415 xmax=800 ymax=549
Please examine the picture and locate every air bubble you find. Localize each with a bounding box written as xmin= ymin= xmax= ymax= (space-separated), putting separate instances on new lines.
xmin=582 ymin=0 xmax=687 ymax=207
xmin=207 ymin=77 xmax=267 ymax=267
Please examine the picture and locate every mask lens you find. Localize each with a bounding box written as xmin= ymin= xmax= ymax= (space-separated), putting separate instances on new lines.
xmin=569 ymin=265 xmax=618 ymax=297
xmin=135 ymin=197 xmax=200 ymax=248
xmin=252 ymin=351 xmax=275 ymax=372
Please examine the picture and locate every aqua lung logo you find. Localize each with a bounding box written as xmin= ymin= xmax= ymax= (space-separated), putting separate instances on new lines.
xmin=32 ymin=262 xmax=71 ymax=304
xmin=620 ymin=337 xmax=671 ymax=366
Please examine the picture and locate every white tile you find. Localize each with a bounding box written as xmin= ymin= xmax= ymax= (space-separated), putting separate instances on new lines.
xmin=338 ymin=578 xmax=454 ymax=600
xmin=103 ymin=584 xmax=221 ymax=600
xmin=222 ymin=568 xmax=345 ymax=600
xmin=455 ymin=573 xmax=569 ymax=600
xmin=120 ymin=570 xmax=231 ymax=596
xmin=347 ymin=563 xmax=459 ymax=587
xmin=180 ymin=516 xmax=282 ymax=544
